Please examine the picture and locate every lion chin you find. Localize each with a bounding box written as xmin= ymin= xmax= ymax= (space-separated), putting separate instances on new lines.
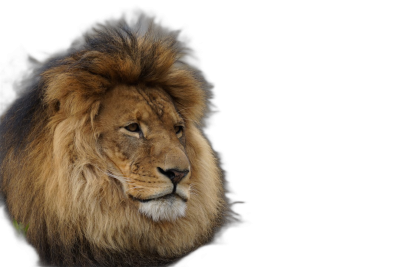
xmin=138 ymin=195 xmax=187 ymax=222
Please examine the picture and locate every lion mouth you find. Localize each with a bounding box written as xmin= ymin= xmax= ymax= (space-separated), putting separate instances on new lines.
xmin=130 ymin=193 xmax=188 ymax=203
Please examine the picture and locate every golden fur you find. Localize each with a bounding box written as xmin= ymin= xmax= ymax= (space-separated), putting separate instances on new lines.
xmin=0 ymin=16 xmax=229 ymax=266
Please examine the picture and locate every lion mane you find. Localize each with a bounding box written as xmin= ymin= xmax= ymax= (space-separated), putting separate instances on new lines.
xmin=0 ymin=16 xmax=229 ymax=266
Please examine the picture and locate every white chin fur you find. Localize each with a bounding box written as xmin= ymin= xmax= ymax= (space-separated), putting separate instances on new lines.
xmin=139 ymin=197 xmax=187 ymax=221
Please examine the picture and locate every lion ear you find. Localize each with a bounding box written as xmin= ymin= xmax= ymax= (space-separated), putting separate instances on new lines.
xmin=50 ymin=99 xmax=61 ymax=114
xmin=52 ymin=99 xmax=61 ymax=113
xmin=55 ymin=100 xmax=61 ymax=112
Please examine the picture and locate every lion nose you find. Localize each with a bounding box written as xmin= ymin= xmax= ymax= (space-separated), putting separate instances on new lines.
xmin=157 ymin=167 xmax=189 ymax=185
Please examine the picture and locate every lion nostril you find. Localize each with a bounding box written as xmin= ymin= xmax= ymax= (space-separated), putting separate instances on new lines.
xmin=160 ymin=168 xmax=175 ymax=179
xmin=157 ymin=167 xmax=173 ymax=179
xmin=157 ymin=167 xmax=188 ymax=185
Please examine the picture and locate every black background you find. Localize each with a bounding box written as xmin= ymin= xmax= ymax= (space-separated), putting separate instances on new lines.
xmin=0 ymin=1 xmax=313 ymax=266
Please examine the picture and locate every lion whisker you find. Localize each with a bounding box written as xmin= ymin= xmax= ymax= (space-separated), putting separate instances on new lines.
xmin=188 ymin=184 xmax=199 ymax=196
xmin=94 ymin=166 xmax=131 ymax=184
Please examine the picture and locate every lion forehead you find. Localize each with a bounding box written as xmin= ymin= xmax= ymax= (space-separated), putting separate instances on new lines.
xmin=100 ymin=85 xmax=181 ymax=126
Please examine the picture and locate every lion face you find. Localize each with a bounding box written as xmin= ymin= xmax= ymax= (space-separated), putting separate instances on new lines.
xmin=96 ymin=85 xmax=191 ymax=221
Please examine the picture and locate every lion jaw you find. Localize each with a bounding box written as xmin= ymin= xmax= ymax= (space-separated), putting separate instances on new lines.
xmin=138 ymin=195 xmax=187 ymax=221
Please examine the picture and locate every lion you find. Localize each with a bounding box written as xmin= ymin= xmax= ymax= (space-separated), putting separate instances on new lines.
xmin=0 ymin=15 xmax=230 ymax=266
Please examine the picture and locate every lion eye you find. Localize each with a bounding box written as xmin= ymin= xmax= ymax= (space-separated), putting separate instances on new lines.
xmin=125 ymin=123 xmax=140 ymax=133
xmin=175 ymin=126 xmax=183 ymax=137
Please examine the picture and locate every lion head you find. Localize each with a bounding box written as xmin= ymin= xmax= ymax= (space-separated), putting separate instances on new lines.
xmin=0 ymin=16 xmax=229 ymax=266
xmin=97 ymin=85 xmax=193 ymax=221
